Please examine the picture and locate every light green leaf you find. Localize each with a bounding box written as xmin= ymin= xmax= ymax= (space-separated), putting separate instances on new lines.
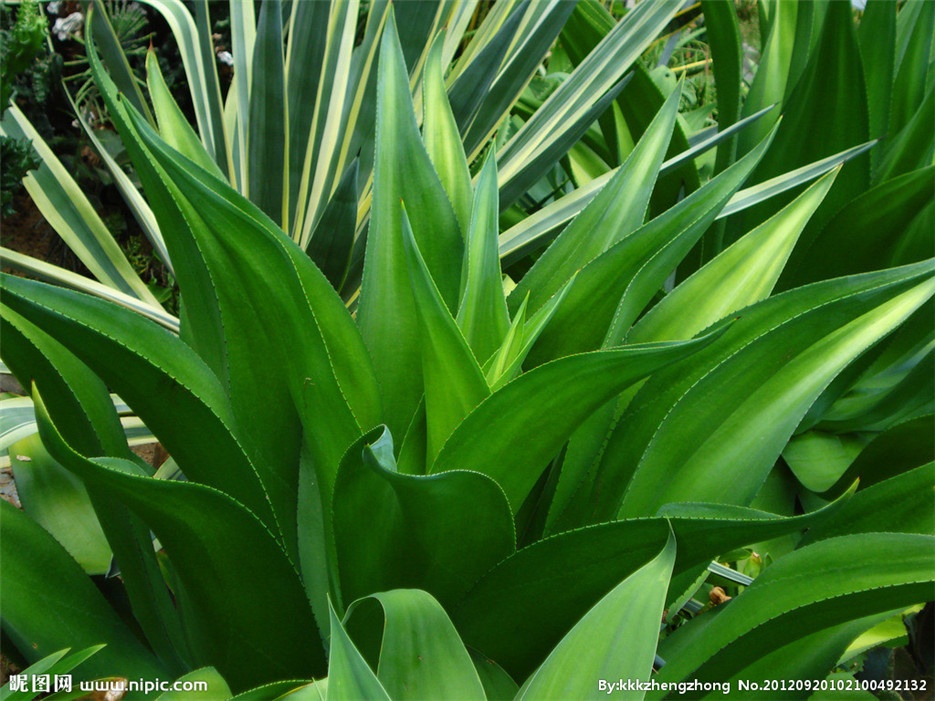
xmin=457 ymin=149 xmax=510 ymax=365
xmin=327 ymin=602 xmax=392 ymax=701
xmin=357 ymin=10 xmax=464 ymax=440
xmin=343 ymin=590 xmax=486 ymax=700
xmin=423 ymin=33 xmax=473 ymax=235
xmin=401 ymin=207 xmax=490 ymax=464
xmin=517 ymin=532 xmax=675 ymax=701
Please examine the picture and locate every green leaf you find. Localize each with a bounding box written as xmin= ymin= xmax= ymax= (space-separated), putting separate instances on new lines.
xmin=9 ymin=435 xmax=111 ymax=575
xmin=357 ymin=10 xmax=464 ymax=441
xmin=343 ymin=590 xmax=486 ymax=700
xmin=34 ymin=391 xmax=326 ymax=691
xmin=803 ymin=463 xmax=935 ymax=543
xmin=327 ymin=602 xmax=392 ymax=701
xmin=701 ymin=0 xmax=742 ymax=173
xmin=423 ymin=33 xmax=473 ymax=236
xmin=454 ymin=500 xmax=844 ymax=679
xmin=400 ymin=207 xmax=490 ymax=464
xmin=615 ymin=261 xmax=935 ymax=519
xmin=146 ymin=49 xmax=224 ymax=179
xmin=517 ymin=532 xmax=675 ymax=701
xmin=508 ymin=84 xmax=681 ymax=318
xmin=0 ymin=106 xmax=162 ymax=306
xmin=247 ymin=0 xmax=287 ymax=225
xmin=331 ymin=427 xmax=515 ymax=608
xmin=0 ymin=274 xmax=277 ymax=532
xmin=525 ymin=126 xmax=774 ymax=365
xmin=653 ymin=534 xmax=935 ymax=694
xmin=629 ymin=167 xmax=839 ymax=344
xmin=782 ymin=431 xmax=867 ymax=493
xmin=0 ymin=646 xmax=104 ymax=701
xmin=433 ymin=333 xmax=721 ymax=514
xmin=0 ymin=499 xmax=165 ymax=680
xmin=457 ymin=149 xmax=510 ymax=366
xmin=308 ymin=159 xmax=359 ymax=290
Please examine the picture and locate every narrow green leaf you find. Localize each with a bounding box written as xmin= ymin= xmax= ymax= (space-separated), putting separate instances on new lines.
xmin=517 ymin=532 xmax=674 ymax=701
xmin=457 ymin=150 xmax=510 ymax=365
xmin=247 ymin=0 xmax=287 ymax=225
xmin=332 ymin=428 xmax=515 ymax=608
xmin=629 ymin=168 xmax=839 ymax=344
xmin=889 ymin=0 xmax=934 ymax=138
xmin=308 ymin=159 xmax=359 ymax=290
xmin=146 ymin=48 xmax=224 ymax=179
xmin=702 ymin=0 xmax=743 ymax=172
xmin=88 ymin=1 xmax=153 ymax=124
xmin=508 ymin=85 xmax=681 ymax=317
xmin=0 ymin=106 xmax=162 ymax=306
xmin=357 ymin=10 xmax=463 ymax=440
xmin=615 ymin=261 xmax=935 ymax=519
xmin=423 ymin=33 xmax=472 ymax=235
xmin=653 ymin=534 xmax=934 ymax=694
xmin=525 ymin=127 xmax=774 ymax=365
xmin=400 ymin=207 xmax=490 ymax=464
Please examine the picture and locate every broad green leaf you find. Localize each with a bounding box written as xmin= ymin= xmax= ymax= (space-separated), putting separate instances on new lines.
xmin=518 ymin=532 xmax=674 ymax=701
xmin=614 ymin=261 xmax=935 ymax=519
xmin=652 ymin=534 xmax=934 ymax=694
xmin=247 ymin=0 xmax=287 ymax=226
xmin=783 ymin=166 xmax=935 ymax=287
xmin=782 ymin=431 xmax=868 ymax=493
xmin=87 ymin=27 xmax=226 ymax=376
xmin=454 ymin=500 xmax=845 ymax=679
xmin=457 ymin=150 xmax=510 ymax=365
xmin=423 ymin=33 xmax=472 ymax=235
xmin=743 ymin=2 xmax=869 ymax=265
xmin=470 ymin=651 xmax=519 ymax=701
xmin=327 ymin=603 xmax=392 ymax=701
xmin=146 ymin=48 xmax=223 ymax=179
xmin=0 ymin=105 xmax=161 ymax=306
xmin=1 ymin=307 xmax=189 ymax=672
xmin=9 ymin=435 xmax=111 ymax=575
xmin=803 ymin=463 xmax=935 ymax=543
xmin=35 ymin=392 xmax=326 ymax=691
xmin=331 ymin=428 xmax=515 ymax=608
xmin=508 ymin=85 xmax=681 ymax=318
xmin=629 ymin=168 xmax=839 ymax=344
xmin=819 ymin=414 xmax=935 ymax=499
xmin=343 ymin=590 xmax=486 ymax=701
xmin=432 ymin=333 xmax=721 ymax=514
xmin=525 ymin=127 xmax=774 ymax=365
xmin=0 ymin=499 xmax=165 ymax=680
xmin=400 ymin=208 xmax=490 ymax=463
xmin=357 ymin=11 xmax=464 ymax=441
xmin=0 ymin=274 xmax=276 ymax=531
xmin=123 ymin=106 xmax=383 ymax=556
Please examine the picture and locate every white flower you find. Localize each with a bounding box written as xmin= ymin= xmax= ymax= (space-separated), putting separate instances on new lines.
xmin=52 ymin=12 xmax=84 ymax=41
xmin=217 ymin=51 xmax=234 ymax=67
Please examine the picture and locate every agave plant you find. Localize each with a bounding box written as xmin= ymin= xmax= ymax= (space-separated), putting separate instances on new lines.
xmin=1 ymin=0 xmax=933 ymax=698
